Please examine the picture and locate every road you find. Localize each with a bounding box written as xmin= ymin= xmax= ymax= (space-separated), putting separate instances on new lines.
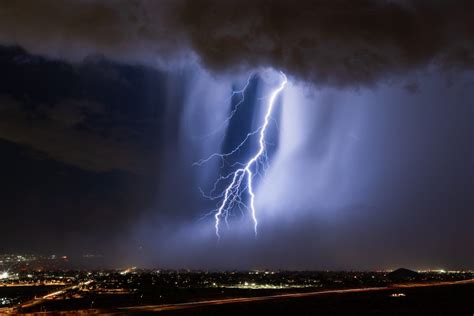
xmin=0 ymin=282 xmax=66 ymax=287
xmin=15 ymin=280 xmax=94 ymax=311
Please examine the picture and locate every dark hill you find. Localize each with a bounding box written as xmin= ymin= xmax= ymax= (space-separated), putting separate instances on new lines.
xmin=387 ymin=268 xmax=419 ymax=281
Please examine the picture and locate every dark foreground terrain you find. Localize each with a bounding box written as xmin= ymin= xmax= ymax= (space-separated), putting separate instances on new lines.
xmin=1 ymin=270 xmax=472 ymax=314
xmin=4 ymin=281 xmax=470 ymax=315
xmin=124 ymin=282 xmax=474 ymax=315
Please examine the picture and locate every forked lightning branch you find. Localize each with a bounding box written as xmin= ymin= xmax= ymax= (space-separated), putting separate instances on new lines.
xmin=194 ymin=72 xmax=287 ymax=239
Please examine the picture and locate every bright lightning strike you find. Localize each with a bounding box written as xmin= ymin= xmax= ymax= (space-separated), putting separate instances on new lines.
xmin=195 ymin=71 xmax=287 ymax=239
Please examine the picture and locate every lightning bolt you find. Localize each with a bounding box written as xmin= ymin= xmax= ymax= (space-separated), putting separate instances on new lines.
xmin=197 ymin=75 xmax=253 ymax=139
xmin=195 ymin=71 xmax=287 ymax=239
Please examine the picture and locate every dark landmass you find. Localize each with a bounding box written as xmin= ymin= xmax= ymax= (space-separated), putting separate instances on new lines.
xmin=0 ymin=266 xmax=472 ymax=314
xmin=153 ymin=282 xmax=474 ymax=316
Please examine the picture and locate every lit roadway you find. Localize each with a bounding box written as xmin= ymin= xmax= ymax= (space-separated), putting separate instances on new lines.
xmin=118 ymin=279 xmax=474 ymax=314
xmin=0 ymin=282 xmax=66 ymax=287
xmin=13 ymin=280 xmax=94 ymax=312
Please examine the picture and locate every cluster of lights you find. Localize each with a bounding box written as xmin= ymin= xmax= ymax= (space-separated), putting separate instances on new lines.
xmin=0 ymin=271 xmax=9 ymax=280
xmin=226 ymin=282 xmax=312 ymax=290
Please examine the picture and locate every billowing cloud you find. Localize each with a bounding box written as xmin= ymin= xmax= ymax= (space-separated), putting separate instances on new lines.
xmin=0 ymin=0 xmax=188 ymax=66
xmin=0 ymin=0 xmax=472 ymax=86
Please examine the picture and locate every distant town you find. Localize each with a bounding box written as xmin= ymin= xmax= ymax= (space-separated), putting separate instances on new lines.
xmin=0 ymin=253 xmax=472 ymax=313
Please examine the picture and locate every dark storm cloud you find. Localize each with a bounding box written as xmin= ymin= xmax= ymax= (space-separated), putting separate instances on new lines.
xmin=0 ymin=0 xmax=187 ymax=65
xmin=0 ymin=96 xmax=154 ymax=173
xmin=0 ymin=0 xmax=472 ymax=86
xmin=177 ymin=0 xmax=473 ymax=86
xmin=0 ymin=46 xmax=170 ymax=173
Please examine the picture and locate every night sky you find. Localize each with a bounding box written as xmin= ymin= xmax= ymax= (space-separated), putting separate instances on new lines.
xmin=0 ymin=0 xmax=472 ymax=270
